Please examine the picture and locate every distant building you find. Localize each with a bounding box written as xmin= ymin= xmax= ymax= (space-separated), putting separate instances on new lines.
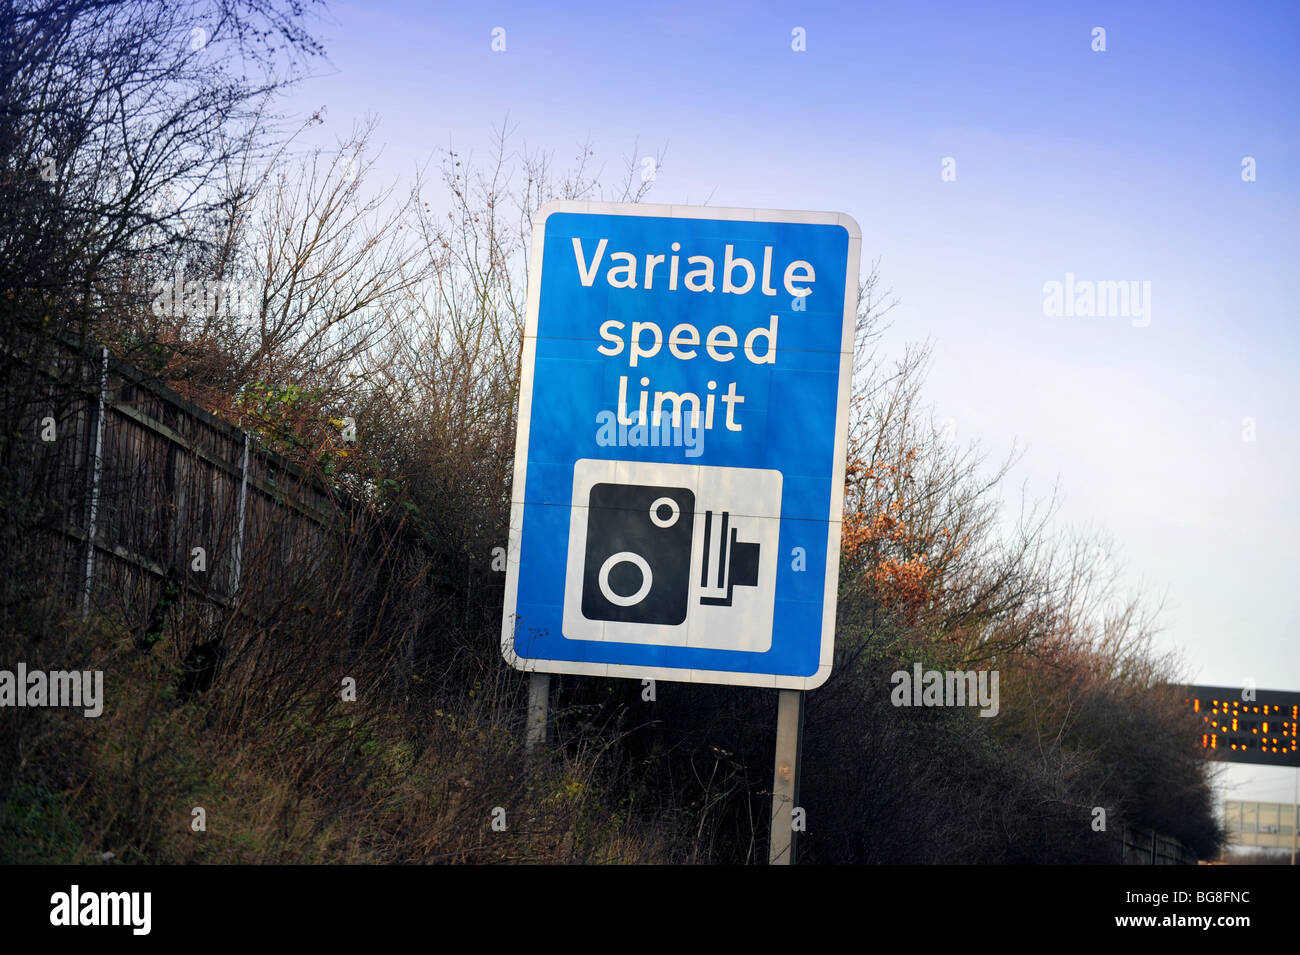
xmin=1223 ymin=799 xmax=1298 ymax=849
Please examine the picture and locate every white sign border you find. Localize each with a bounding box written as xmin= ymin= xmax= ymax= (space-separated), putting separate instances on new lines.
xmin=501 ymin=200 xmax=862 ymax=690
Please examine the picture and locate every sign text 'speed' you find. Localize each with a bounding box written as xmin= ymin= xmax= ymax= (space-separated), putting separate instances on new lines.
xmin=597 ymin=314 xmax=778 ymax=368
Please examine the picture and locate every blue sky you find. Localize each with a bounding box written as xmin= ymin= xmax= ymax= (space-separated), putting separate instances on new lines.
xmin=281 ymin=0 xmax=1300 ymax=812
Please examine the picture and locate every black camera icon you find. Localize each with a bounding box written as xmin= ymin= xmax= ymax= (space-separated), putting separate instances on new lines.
xmin=580 ymin=482 xmax=760 ymax=626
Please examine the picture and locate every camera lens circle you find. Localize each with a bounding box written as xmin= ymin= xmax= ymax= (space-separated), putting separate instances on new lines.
xmin=649 ymin=496 xmax=680 ymax=528
xmin=598 ymin=551 xmax=653 ymax=607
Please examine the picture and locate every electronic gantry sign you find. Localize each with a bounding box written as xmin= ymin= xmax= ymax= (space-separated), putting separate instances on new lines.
xmin=1182 ymin=684 xmax=1300 ymax=767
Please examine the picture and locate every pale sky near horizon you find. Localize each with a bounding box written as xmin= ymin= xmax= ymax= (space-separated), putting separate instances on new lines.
xmin=273 ymin=0 xmax=1300 ymax=819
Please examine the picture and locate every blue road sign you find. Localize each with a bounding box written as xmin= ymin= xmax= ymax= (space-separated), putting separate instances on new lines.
xmin=502 ymin=202 xmax=861 ymax=689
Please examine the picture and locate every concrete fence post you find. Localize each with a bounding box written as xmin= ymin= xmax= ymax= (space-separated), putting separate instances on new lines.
xmin=80 ymin=347 xmax=109 ymax=620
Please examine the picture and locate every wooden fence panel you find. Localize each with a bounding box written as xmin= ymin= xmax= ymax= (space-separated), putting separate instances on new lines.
xmin=6 ymin=336 xmax=351 ymax=657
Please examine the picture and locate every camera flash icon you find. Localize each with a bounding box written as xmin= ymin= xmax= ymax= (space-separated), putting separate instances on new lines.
xmin=699 ymin=510 xmax=760 ymax=607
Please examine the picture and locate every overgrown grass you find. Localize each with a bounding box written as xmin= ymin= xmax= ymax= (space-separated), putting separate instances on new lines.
xmin=1 ymin=608 xmax=677 ymax=865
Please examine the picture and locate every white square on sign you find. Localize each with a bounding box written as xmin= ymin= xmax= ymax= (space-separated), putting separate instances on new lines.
xmin=562 ymin=459 xmax=781 ymax=652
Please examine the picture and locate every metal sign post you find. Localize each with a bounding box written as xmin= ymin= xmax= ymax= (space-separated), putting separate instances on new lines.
xmin=769 ymin=688 xmax=805 ymax=865
xmin=525 ymin=671 xmax=549 ymax=756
